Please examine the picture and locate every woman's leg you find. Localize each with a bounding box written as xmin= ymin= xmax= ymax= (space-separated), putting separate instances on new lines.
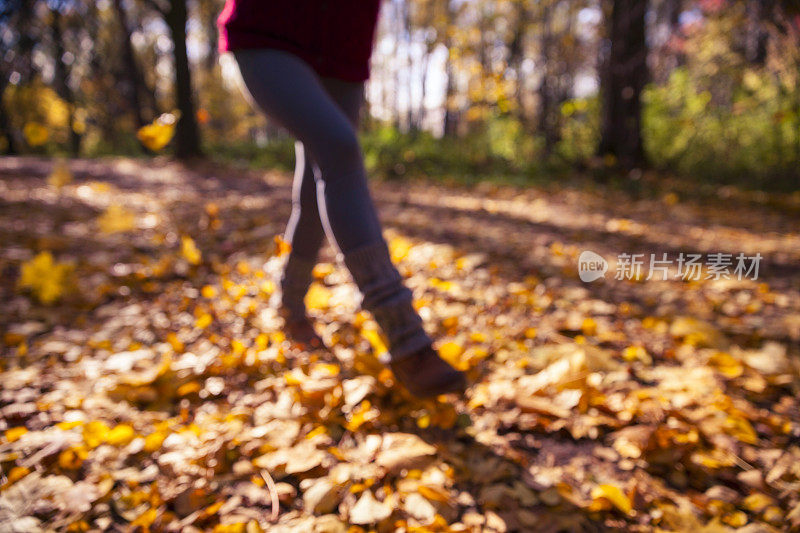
xmin=285 ymin=141 xmax=326 ymax=262
xmin=272 ymin=141 xmax=326 ymax=349
xmin=276 ymin=141 xmax=324 ymax=322
xmin=234 ymin=49 xmax=381 ymax=251
xmin=233 ymin=48 xmax=465 ymax=395
xmin=283 ymin=76 xmax=364 ymax=259
xmin=277 ymin=78 xmax=365 ymax=323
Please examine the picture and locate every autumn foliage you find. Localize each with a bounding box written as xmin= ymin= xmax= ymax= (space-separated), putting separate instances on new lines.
xmin=1 ymin=157 xmax=799 ymax=531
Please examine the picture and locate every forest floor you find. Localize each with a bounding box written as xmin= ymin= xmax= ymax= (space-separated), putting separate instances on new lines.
xmin=1 ymin=156 xmax=799 ymax=533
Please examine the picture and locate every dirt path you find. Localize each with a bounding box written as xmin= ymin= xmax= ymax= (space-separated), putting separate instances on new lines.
xmin=1 ymin=156 xmax=799 ymax=532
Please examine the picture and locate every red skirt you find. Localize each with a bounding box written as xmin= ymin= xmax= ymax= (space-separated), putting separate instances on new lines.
xmin=217 ymin=0 xmax=382 ymax=82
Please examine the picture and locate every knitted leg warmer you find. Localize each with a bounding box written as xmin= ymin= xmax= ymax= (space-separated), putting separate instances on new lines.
xmin=342 ymin=240 xmax=432 ymax=362
xmin=276 ymin=252 xmax=317 ymax=320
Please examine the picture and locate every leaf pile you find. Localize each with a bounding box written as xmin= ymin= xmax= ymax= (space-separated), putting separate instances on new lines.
xmin=1 ymin=157 xmax=799 ymax=532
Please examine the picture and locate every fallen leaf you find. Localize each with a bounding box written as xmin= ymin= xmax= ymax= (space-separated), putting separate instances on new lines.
xmin=349 ymin=489 xmax=391 ymax=525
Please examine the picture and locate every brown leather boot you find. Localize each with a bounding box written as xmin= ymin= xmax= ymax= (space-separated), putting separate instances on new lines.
xmin=341 ymin=241 xmax=466 ymax=397
xmin=272 ymin=253 xmax=326 ymax=350
xmin=277 ymin=307 xmax=326 ymax=350
xmin=389 ymin=344 xmax=467 ymax=398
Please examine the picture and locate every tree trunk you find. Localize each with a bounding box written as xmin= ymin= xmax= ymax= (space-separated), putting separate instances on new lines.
xmin=402 ymin=0 xmax=415 ymax=133
xmin=538 ymin=1 xmax=559 ymax=154
xmin=745 ymin=1 xmax=768 ymax=65
xmin=204 ymin=0 xmax=219 ymax=73
xmin=598 ymin=0 xmax=648 ymax=169
xmin=443 ymin=49 xmax=459 ymax=136
xmin=165 ymin=0 xmax=202 ymax=159
xmin=417 ymin=45 xmax=431 ymax=132
xmin=508 ymin=0 xmax=528 ymax=126
xmin=51 ymin=8 xmax=82 ymax=156
xmin=667 ymin=0 xmax=685 ymax=68
xmin=15 ymin=0 xmax=37 ymax=84
xmin=442 ymin=2 xmax=459 ymax=136
xmin=0 ymin=75 xmax=17 ymax=154
xmin=113 ymin=0 xmax=151 ymax=130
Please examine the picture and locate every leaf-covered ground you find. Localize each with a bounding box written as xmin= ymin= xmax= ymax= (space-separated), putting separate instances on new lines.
xmin=1 ymin=156 xmax=799 ymax=533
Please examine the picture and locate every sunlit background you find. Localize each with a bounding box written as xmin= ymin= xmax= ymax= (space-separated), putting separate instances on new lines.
xmin=2 ymin=2 xmax=800 ymax=532
xmin=1 ymin=0 xmax=799 ymax=188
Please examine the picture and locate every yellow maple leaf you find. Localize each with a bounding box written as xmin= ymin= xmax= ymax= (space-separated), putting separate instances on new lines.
xmin=106 ymin=424 xmax=136 ymax=446
xmin=59 ymin=445 xmax=89 ymax=469
xmin=3 ymin=466 xmax=30 ymax=488
xmin=231 ymin=339 xmax=246 ymax=356
xmin=23 ymin=122 xmax=49 ymax=146
xmin=235 ymin=260 xmax=250 ymax=275
xmin=166 ymin=332 xmax=184 ymax=352
xmin=144 ymin=430 xmax=167 ymax=452
xmin=708 ymin=351 xmax=744 ymax=379
xmin=388 ymin=235 xmax=413 ymax=262
xmin=255 ymin=333 xmax=269 ymax=350
xmin=622 ymin=345 xmax=651 ymax=363
xmin=213 ymin=524 xmax=248 ymax=533
xmin=196 ymin=312 xmax=213 ymax=329
xmin=131 ymin=508 xmax=158 ymax=529
xmin=201 ymin=285 xmax=217 ymax=298
xmin=742 ymin=493 xmax=774 ymax=513
xmin=17 ymin=251 xmax=74 ymax=304
xmin=416 ymin=413 xmax=431 ymax=428
xmin=724 ymin=414 xmax=758 ymax=444
xmin=346 ymin=400 xmax=377 ymax=431
xmin=362 ymin=327 xmax=388 ymax=358
xmin=274 ymin=235 xmax=292 ymax=257
xmin=5 ymin=426 xmax=28 ymax=443
xmin=177 ymin=381 xmax=202 ymax=396
xmin=98 ymin=204 xmax=136 ymax=234
xmin=590 ymin=484 xmax=632 ymax=515
xmin=417 ymin=484 xmax=451 ymax=504
xmin=438 ymin=341 xmax=464 ymax=366
xmin=304 ymin=282 xmax=332 ymax=310
xmin=83 ymin=420 xmax=111 ymax=448
xmin=137 ymin=112 xmax=178 ymax=151
xmin=181 ymin=236 xmax=202 ymax=265
xmin=581 ymin=317 xmax=598 ymax=336
xmin=312 ymin=262 xmax=334 ymax=279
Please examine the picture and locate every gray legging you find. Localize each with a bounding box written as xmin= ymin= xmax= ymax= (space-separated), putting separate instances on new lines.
xmin=234 ymin=48 xmax=382 ymax=258
xmin=233 ymin=48 xmax=433 ymax=360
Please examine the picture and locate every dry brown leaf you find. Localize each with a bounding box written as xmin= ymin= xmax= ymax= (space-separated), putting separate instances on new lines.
xmin=348 ymin=489 xmax=392 ymax=525
xmin=375 ymin=433 xmax=437 ymax=473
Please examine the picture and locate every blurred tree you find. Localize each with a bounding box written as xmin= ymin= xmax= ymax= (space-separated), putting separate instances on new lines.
xmin=598 ymin=0 xmax=648 ymax=168
xmin=442 ymin=0 xmax=462 ymax=136
xmin=744 ymin=2 xmax=768 ymax=65
xmin=0 ymin=0 xmax=39 ymax=154
xmin=651 ymin=0 xmax=685 ymax=84
xmin=537 ymin=0 xmax=583 ymax=155
xmin=538 ymin=0 xmax=558 ymax=152
xmin=0 ymin=2 xmax=19 ymax=154
xmin=507 ymin=0 xmax=530 ymax=125
xmin=141 ymin=0 xmax=202 ymax=159
xmin=113 ymin=0 xmax=156 ymax=130
xmin=49 ymin=3 xmax=82 ymax=155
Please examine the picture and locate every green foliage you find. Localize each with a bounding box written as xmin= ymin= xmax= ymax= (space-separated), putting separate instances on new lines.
xmin=207 ymin=71 xmax=799 ymax=193
xmin=208 ymin=137 xmax=296 ymax=172
xmin=3 ymin=82 xmax=71 ymax=152
xmin=360 ymin=120 xmax=539 ymax=182
xmin=556 ymin=97 xmax=601 ymax=163
xmin=485 ymin=114 xmax=535 ymax=164
xmin=643 ymin=67 xmax=800 ymax=188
